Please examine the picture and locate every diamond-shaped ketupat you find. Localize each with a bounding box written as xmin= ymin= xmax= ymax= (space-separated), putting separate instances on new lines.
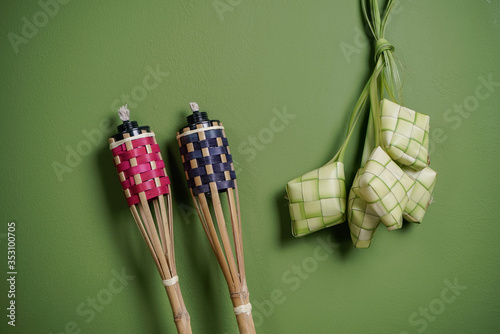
xmin=355 ymin=147 xmax=415 ymax=231
xmin=381 ymin=99 xmax=430 ymax=170
xmin=348 ymin=170 xmax=382 ymax=248
xmin=287 ymin=162 xmax=347 ymax=237
xmin=402 ymin=166 xmax=437 ymax=223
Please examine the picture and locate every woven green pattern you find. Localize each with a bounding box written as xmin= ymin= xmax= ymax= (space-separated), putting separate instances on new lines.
xmin=287 ymin=162 xmax=346 ymax=237
xmin=402 ymin=166 xmax=437 ymax=223
xmin=381 ymin=99 xmax=430 ymax=170
xmin=348 ymin=170 xmax=381 ymax=248
xmin=355 ymin=147 xmax=415 ymax=231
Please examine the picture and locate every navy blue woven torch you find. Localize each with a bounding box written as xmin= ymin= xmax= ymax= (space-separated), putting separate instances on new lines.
xmin=176 ymin=102 xmax=256 ymax=334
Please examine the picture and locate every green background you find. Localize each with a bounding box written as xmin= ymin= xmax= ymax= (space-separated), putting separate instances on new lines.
xmin=1 ymin=0 xmax=500 ymax=333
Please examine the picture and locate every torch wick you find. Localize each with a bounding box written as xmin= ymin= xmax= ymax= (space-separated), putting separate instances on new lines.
xmin=118 ymin=104 xmax=130 ymax=122
xmin=189 ymin=102 xmax=199 ymax=112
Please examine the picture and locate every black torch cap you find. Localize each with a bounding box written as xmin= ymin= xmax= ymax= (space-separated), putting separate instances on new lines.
xmin=180 ymin=110 xmax=220 ymax=132
xmin=113 ymin=120 xmax=150 ymax=141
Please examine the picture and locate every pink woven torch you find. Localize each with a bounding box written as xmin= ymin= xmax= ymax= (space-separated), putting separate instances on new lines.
xmin=108 ymin=105 xmax=191 ymax=334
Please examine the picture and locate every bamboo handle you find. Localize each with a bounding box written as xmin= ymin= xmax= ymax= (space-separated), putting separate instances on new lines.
xmin=231 ymin=293 xmax=256 ymax=334
xmin=164 ymin=285 xmax=192 ymax=334
xmin=235 ymin=313 xmax=256 ymax=334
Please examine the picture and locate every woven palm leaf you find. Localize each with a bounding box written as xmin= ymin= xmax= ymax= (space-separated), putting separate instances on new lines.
xmin=402 ymin=166 xmax=437 ymax=223
xmin=356 ymin=147 xmax=415 ymax=231
xmin=381 ymin=99 xmax=430 ymax=170
xmin=287 ymin=162 xmax=346 ymax=237
xmin=348 ymin=170 xmax=381 ymax=248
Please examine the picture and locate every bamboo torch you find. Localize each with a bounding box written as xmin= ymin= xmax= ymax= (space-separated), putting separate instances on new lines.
xmin=176 ymin=102 xmax=256 ymax=333
xmin=109 ymin=105 xmax=191 ymax=333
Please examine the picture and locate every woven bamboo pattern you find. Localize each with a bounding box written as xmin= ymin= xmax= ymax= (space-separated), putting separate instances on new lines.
xmin=381 ymin=99 xmax=430 ymax=170
xmin=402 ymin=166 xmax=437 ymax=223
xmin=287 ymin=162 xmax=346 ymax=237
xmin=110 ymin=126 xmax=191 ymax=333
xmin=355 ymin=147 xmax=415 ymax=231
xmin=177 ymin=108 xmax=256 ymax=334
xmin=178 ymin=121 xmax=236 ymax=196
xmin=111 ymin=134 xmax=170 ymax=206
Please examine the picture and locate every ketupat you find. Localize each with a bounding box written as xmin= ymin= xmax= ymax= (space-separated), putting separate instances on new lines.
xmin=348 ymin=170 xmax=382 ymax=248
xmin=346 ymin=0 xmax=438 ymax=247
xmin=402 ymin=166 xmax=437 ymax=223
xmin=355 ymin=147 xmax=415 ymax=231
xmin=347 ymin=112 xmax=437 ymax=247
xmin=285 ymin=0 xmax=437 ymax=246
xmin=381 ymin=99 xmax=430 ymax=170
xmin=286 ymin=79 xmax=371 ymax=237
xmin=287 ymin=162 xmax=346 ymax=237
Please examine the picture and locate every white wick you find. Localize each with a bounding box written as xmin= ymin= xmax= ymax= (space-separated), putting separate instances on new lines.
xmin=118 ymin=104 xmax=130 ymax=121
xmin=189 ymin=102 xmax=199 ymax=112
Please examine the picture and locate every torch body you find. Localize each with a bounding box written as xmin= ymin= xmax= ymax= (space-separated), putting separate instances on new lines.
xmin=110 ymin=117 xmax=191 ymax=334
xmin=177 ymin=110 xmax=256 ymax=333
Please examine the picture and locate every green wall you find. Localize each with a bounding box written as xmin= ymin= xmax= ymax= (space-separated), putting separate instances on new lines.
xmin=1 ymin=0 xmax=500 ymax=333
